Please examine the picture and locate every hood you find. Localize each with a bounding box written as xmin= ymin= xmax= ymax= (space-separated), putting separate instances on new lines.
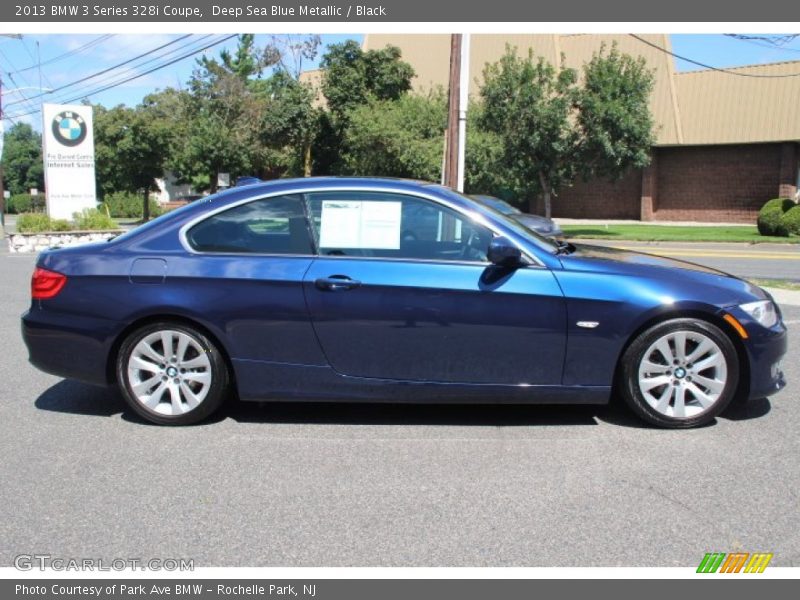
xmin=558 ymin=243 xmax=769 ymax=305
xmin=567 ymin=243 xmax=726 ymax=275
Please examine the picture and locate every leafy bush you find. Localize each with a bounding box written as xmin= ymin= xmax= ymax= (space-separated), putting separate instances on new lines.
xmin=99 ymin=190 xmax=161 ymax=218
xmin=16 ymin=213 xmax=69 ymax=233
xmin=72 ymin=208 xmax=118 ymax=230
xmin=6 ymin=193 xmax=46 ymax=214
xmin=757 ymin=198 xmax=795 ymax=236
xmin=779 ymin=204 xmax=800 ymax=236
xmin=17 ymin=209 xmax=118 ymax=233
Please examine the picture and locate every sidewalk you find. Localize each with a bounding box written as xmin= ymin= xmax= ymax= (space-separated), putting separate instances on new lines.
xmin=764 ymin=287 xmax=800 ymax=307
xmin=554 ymin=218 xmax=753 ymax=227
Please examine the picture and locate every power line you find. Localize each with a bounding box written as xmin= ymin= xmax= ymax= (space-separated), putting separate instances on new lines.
xmin=16 ymin=34 xmax=214 ymax=110
xmin=723 ymin=33 xmax=800 ymax=55
xmin=5 ymin=35 xmax=238 ymax=120
xmin=28 ymin=34 xmax=214 ymax=102
xmin=4 ymin=34 xmax=194 ymax=108
xmin=0 ymin=48 xmax=44 ymax=117
xmin=630 ymin=34 xmax=800 ymax=78
xmin=11 ymin=35 xmax=114 ymax=74
xmin=724 ymin=33 xmax=800 ymax=47
xmin=20 ymin=37 xmax=54 ymax=90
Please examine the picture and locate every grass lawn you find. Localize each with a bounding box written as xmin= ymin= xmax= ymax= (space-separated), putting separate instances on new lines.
xmin=561 ymin=224 xmax=799 ymax=244
xmin=748 ymin=279 xmax=800 ymax=292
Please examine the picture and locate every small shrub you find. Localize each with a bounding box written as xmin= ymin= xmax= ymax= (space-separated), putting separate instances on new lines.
xmin=7 ymin=193 xmax=46 ymax=214
xmin=779 ymin=204 xmax=800 ymax=236
xmin=99 ymin=190 xmax=161 ymax=219
xmin=16 ymin=213 xmax=55 ymax=233
xmin=72 ymin=208 xmax=118 ymax=230
xmin=7 ymin=194 xmax=31 ymax=214
xmin=48 ymin=219 xmax=72 ymax=232
xmin=757 ymin=198 xmax=795 ymax=236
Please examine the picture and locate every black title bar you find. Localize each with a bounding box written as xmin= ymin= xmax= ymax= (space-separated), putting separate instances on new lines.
xmin=1 ymin=0 xmax=791 ymax=22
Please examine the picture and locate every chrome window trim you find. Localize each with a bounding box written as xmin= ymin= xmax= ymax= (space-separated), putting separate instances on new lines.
xmin=178 ymin=185 xmax=543 ymax=268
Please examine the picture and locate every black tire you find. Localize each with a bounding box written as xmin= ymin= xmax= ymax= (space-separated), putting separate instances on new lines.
xmin=619 ymin=318 xmax=740 ymax=428
xmin=116 ymin=321 xmax=228 ymax=425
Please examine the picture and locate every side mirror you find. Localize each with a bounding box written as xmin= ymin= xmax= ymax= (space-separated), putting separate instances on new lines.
xmin=487 ymin=236 xmax=523 ymax=266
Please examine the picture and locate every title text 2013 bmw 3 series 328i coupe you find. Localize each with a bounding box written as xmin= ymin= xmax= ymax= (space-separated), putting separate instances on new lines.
xmin=22 ymin=178 xmax=787 ymax=427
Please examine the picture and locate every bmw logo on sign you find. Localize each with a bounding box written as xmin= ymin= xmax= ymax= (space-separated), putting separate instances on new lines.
xmin=51 ymin=111 xmax=87 ymax=147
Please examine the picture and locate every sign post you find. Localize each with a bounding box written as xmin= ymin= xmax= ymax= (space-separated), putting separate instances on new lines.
xmin=42 ymin=103 xmax=97 ymax=221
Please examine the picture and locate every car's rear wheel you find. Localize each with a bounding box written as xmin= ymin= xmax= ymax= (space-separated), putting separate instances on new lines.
xmin=116 ymin=322 xmax=228 ymax=425
xmin=620 ymin=318 xmax=739 ymax=428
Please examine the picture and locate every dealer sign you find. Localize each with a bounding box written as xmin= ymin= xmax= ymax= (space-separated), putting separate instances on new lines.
xmin=42 ymin=103 xmax=97 ymax=221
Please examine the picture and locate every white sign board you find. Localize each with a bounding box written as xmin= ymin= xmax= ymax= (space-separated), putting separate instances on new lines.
xmin=42 ymin=103 xmax=97 ymax=220
xmin=319 ymin=200 xmax=401 ymax=250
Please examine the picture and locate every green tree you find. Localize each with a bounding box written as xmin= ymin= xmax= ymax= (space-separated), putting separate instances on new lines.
xmin=341 ymin=93 xmax=446 ymax=179
xmin=574 ymin=44 xmax=656 ymax=181
xmin=464 ymin=103 xmax=509 ymax=200
xmin=320 ymin=40 xmax=415 ymax=118
xmin=174 ymin=35 xmax=266 ymax=192
xmin=94 ymin=102 xmax=171 ymax=220
xmin=256 ymin=70 xmax=319 ymax=177
xmin=172 ymin=34 xmax=321 ymax=188
xmin=1 ymin=122 xmax=44 ymax=196
xmin=479 ymin=48 xmax=579 ymax=217
xmin=479 ymin=45 xmax=655 ymax=217
xmin=316 ymin=41 xmax=416 ymax=175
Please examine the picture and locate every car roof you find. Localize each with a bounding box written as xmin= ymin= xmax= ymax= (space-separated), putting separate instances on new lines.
xmin=202 ymin=176 xmax=469 ymax=210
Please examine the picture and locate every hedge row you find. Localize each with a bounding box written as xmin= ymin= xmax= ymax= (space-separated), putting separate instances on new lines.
xmin=757 ymin=198 xmax=800 ymax=237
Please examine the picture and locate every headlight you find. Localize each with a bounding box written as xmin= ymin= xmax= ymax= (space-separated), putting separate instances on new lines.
xmin=739 ymin=300 xmax=778 ymax=328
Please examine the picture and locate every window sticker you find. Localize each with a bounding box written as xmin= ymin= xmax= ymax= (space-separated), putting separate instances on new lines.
xmin=319 ymin=200 xmax=402 ymax=249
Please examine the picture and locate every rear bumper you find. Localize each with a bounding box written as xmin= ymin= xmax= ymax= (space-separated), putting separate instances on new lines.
xmin=21 ymin=307 xmax=116 ymax=386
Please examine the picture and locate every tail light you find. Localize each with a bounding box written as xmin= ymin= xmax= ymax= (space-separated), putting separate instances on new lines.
xmin=31 ymin=267 xmax=67 ymax=300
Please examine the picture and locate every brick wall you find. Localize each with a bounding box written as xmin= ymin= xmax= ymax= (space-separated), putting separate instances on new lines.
xmin=529 ymin=142 xmax=796 ymax=222
xmin=654 ymin=144 xmax=785 ymax=223
xmin=550 ymin=169 xmax=642 ymax=219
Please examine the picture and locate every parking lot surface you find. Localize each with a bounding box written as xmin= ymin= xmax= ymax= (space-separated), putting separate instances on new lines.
xmin=1 ymin=252 xmax=798 ymax=567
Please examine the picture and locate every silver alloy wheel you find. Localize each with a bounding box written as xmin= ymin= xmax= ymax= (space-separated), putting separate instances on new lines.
xmin=637 ymin=330 xmax=728 ymax=419
xmin=127 ymin=329 xmax=212 ymax=416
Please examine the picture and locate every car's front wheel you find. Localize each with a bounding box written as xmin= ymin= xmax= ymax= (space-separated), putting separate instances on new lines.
xmin=117 ymin=322 xmax=228 ymax=425
xmin=620 ymin=318 xmax=740 ymax=428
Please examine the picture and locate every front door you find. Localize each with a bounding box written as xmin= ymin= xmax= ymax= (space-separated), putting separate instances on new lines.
xmin=302 ymin=191 xmax=566 ymax=385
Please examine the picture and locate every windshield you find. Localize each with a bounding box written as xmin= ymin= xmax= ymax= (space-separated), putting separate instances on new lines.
xmin=441 ymin=188 xmax=560 ymax=253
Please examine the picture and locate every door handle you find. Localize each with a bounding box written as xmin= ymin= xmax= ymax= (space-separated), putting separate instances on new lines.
xmin=315 ymin=275 xmax=361 ymax=291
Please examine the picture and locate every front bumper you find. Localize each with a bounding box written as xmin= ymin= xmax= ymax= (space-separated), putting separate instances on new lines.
xmin=736 ymin=314 xmax=788 ymax=400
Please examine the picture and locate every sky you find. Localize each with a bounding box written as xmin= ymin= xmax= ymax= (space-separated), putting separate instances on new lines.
xmin=1 ymin=32 xmax=799 ymax=131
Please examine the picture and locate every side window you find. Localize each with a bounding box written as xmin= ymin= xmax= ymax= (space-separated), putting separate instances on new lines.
xmin=307 ymin=192 xmax=493 ymax=262
xmin=187 ymin=194 xmax=313 ymax=255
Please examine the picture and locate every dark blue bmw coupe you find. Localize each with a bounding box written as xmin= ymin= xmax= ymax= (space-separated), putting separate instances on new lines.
xmin=22 ymin=178 xmax=787 ymax=427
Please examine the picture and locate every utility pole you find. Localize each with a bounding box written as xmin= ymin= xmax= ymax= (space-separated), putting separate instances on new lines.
xmin=1 ymin=72 xmax=5 ymax=231
xmin=443 ymin=34 xmax=462 ymax=190
xmin=443 ymin=34 xmax=470 ymax=193
xmin=456 ymin=34 xmax=470 ymax=193
xmin=0 ymin=35 xmax=23 ymax=232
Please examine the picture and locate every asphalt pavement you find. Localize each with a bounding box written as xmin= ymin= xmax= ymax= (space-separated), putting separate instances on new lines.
xmin=0 ymin=252 xmax=798 ymax=568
